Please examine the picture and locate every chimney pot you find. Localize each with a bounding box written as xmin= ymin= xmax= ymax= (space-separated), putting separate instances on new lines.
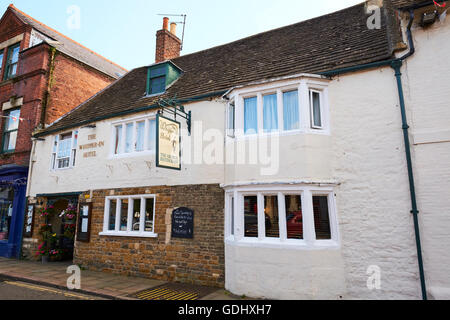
xmin=163 ymin=17 xmax=169 ymax=30
xmin=170 ymin=22 xmax=177 ymax=36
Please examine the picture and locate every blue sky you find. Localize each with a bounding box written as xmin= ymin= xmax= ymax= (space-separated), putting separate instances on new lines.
xmin=1 ymin=0 xmax=364 ymax=70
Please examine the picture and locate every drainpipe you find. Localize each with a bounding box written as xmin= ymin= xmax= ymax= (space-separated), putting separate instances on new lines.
xmin=321 ymin=8 xmax=427 ymax=300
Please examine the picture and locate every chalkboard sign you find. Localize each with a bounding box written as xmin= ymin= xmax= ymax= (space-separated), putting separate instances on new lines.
xmin=171 ymin=207 xmax=194 ymax=239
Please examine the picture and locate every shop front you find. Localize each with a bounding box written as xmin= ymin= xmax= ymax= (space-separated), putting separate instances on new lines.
xmin=0 ymin=165 xmax=28 ymax=258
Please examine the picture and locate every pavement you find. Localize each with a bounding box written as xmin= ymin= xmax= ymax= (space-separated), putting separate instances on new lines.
xmin=0 ymin=257 xmax=241 ymax=300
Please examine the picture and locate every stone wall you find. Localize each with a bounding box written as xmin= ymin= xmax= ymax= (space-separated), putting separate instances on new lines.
xmin=73 ymin=184 xmax=225 ymax=287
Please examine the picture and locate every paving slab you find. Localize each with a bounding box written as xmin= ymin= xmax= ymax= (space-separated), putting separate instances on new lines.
xmin=0 ymin=257 xmax=240 ymax=300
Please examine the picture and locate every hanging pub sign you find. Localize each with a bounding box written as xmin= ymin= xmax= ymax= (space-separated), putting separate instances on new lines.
xmin=171 ymin=207 xmax=194 ymax=239
xmin=156 ymin=114 xmax=181 ymax=170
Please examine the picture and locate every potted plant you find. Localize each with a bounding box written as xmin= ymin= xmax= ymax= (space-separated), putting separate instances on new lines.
xmin=36 ymin=242 xmax=49 ymax=263
xmin=63 ymin=224 xmax=76 ymax=240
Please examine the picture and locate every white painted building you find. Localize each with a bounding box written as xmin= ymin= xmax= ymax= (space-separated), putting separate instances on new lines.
xmin=24 ymin=0 xmax=450 ymax=299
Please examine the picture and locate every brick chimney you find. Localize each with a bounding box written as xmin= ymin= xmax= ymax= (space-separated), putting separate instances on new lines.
xmin=155 ymin=17 xmax=182 ymax=63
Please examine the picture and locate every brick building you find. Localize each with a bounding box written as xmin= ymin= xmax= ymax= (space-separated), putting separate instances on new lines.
xmin=0 ymin=5 xmax=126 ymax=258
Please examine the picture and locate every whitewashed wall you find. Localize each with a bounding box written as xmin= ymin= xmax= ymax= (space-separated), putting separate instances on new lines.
xmin=401 ymin=13 xmax=450 ymax=299
xmin=27 ymin=100 xmax=226 ymax=196
xmin=224 ymin=67 xmax=422 ymax=300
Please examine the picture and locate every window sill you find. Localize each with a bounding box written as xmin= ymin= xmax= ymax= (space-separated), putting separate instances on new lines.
xmin=99 ymin=231 xmax=158 ymax=238
xmin=227 ymin=128 xmax=330 ymax=142
xmin=225 ymin=237 xmax=339 ymax=250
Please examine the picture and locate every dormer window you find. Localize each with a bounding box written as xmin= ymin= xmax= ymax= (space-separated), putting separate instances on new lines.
xmin=146 ymin=61 xmax=182 ymax=96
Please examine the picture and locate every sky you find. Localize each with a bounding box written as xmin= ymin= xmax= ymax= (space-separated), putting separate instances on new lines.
xmin=0 ymin=0 xmax=365 ymax=71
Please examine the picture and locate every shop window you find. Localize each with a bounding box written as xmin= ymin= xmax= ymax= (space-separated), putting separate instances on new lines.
xmin=113 ymin=117 xmax=156 ymax=156
xmin=51 ymin=131 xmax=78 ymax=170
xmin=0 ymin=187 xmax=14 ymax=241
xmin=226 ymin=187 xmax=337 ymax=247
xmin=2 ymin=108 xmax=20 ymax=152
xmin=313 ymin=196 xmax=331 ymax=240
xmin=101 ymin=195 xmax=156 ymax=237
xmin=244 ymin=196 xmax=258 ymax=237
xmin=285 ymin=195 xmax=303 ymax=240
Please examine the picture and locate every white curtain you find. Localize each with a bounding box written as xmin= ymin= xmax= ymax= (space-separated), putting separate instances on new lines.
xmin=148 ymin=119 xmax=156 ymax=151
xmin=125 ymin=123 xmax=133 ymax=153
xmin=283 ymin=90 xmax=300 ymax=131
xmin=244 ymin=97 xmax=258 ymax=135
xmin=263 ymin=94 xmax=278 ymax=132
xmin=136 ymin=122 xmax=145 ymax=152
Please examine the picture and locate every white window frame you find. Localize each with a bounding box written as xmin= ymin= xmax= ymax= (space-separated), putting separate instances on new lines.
xmin=100 ymin=194 xmax=157 ymax=238
xmin=110 ymin=114 xmax=157 ymax=158
xmin=50 ymin=130 xmax=78 ymax=171
xmin=309 ymin=88 xmax=324 ymax=130
xmin=227 ymin=77 xmax=330 ymax=140
xmin=226 ymin=99 xmax=235 ymax=137
xmin=224 ymin=185 xmax=339 ymax=249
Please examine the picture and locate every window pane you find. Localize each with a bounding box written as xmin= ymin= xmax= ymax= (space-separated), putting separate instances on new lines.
xmin=244 ymin=97 xmax=257 ymax=135
xmin=144 ymin=198 xmax=154 ymax=232
xmin=285 ymin=195 xmax=303 ymax=239
xmin=263 ymin=94 xmax=278 ymax=132
xmin=151 ymin=76 xmax=166 ymax=94
xmin=120 ymin=199 xmax=129 ymax=231
xmin=3 ymin=131 xmax=17 ymax=151
xmin=283 ymin=90 xmax=300 ymax=131
xmin=148 ymin=119 xmax=156 ymax=151
xmin=228 ymin=103 xmax=235 ymax=136
xmin=313 ymin=196 xmax=331 ymax=240
xmin=5 ymin=109 xmax=20 ymax=131
xmin=264 ymin=195 xmax=279 ymax=238
xmin=231 ymin=197 xmax=234 ymax=236
xmin=244 ymin=196 xmax=258 ymax=237
xmin=125 ymin=123 xmax=134 ymax=153
xmin=311 ymin=91 xmax=322 ymax=128
xmin=131 ymin=199 xmax=141 ymax=231
xmin=136 ymin=121 xmax=145 ymax=152
xmin=10 ymin=45 xmax=19 ymax=64
xmin=108 ymin=200 xmax=117 ymax=231
xmin=57 ymin=134 xmax=72 ymax=158
xmin=0 ymin=51 xmax=3 ymax=73
xmin=115 ymin=125 xmax=122 ymax=154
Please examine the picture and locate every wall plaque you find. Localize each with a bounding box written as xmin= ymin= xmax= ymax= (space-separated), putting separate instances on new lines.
xmin=23 ymin=204 xmax=34 ymax=238
xmin=171 ymin=207 xmax=194 ymax=239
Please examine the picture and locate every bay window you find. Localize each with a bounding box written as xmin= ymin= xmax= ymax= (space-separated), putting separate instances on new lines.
xmin=101 ymin=195 xmax=156 ymax=237
xmin=51 ymin=131 xmax=78 ymax=169
xmin=112 ymin=116 xmax=156 ymax=156
xmin=225 ymin=185 xmax=338 ymax=247
xmin=228 ymin=77 xmax=329 ymax=137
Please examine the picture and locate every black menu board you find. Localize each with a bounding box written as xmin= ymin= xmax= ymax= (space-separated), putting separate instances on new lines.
xmin=171 ymin=207 xmax=194 ymax=239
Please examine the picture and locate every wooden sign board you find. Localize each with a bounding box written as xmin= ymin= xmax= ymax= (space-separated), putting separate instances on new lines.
xmin=156 ymin=114 xmax=181 ymax=170
xmin=171 ymin=207 xmax=194 ymax=239
xmin=23 ymin=204 xmax=34 ymax=238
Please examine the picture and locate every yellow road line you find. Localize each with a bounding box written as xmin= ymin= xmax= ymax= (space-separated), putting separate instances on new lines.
xmin=136 ymin=287 xmax=199 ymax=301
xmin=4 ymin=281 xmax=95 ymax=300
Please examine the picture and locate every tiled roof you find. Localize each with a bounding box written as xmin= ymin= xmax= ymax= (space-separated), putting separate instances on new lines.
xmin=9 ymin=5 xmax=127 ymax=79
xmin=37 ymin=2 xmax=404 ymax=136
